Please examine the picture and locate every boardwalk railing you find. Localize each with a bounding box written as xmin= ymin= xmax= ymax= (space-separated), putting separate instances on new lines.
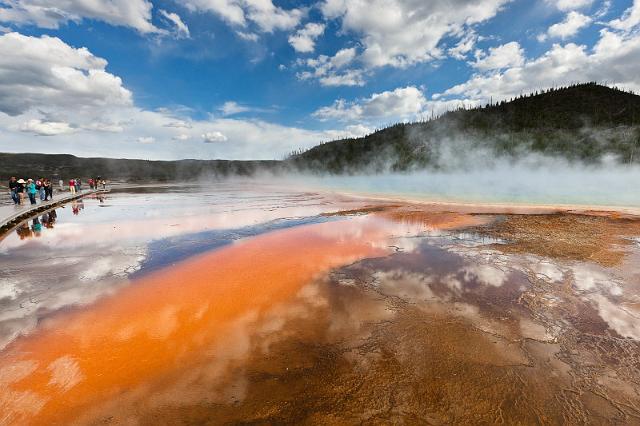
xmin=0 ymin=190 xmax=108 ymax=235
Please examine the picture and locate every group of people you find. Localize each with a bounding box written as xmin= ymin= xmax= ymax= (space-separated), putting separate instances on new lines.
xmin=8 ymin=176 xmax=107 ymax=206
xmin=9 ymin=177 xmax=54 ymax=205
xmin=88 ymin=178 xmax=106 ymax=190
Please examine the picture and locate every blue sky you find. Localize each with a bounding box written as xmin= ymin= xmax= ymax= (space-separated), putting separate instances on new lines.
xmin=0 ymin=0 xmax=638 ymax=160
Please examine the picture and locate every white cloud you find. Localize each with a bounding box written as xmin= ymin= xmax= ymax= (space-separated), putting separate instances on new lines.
xmin=608 ymin=0 xmax=640 ymax=31
xmin=471 ymin=41 xmax=525 ymax=71
xmin=202 ymin=131 xmax=228 ymax=143
xmin=547 ymin=11 xmax=592 ymax=39
xmin=219 ymin=101 xmax=251 ymax=116
xmin=172 ymin=134 xmax=190 ymax=141
xmin=297 ymin=47 xmax=364 ymax=86
xmin=137 ymin=136 xmax=155 ymax=144
xmin=159 ymin=10 xmax=190 ymax=39
xmin=448 ymin=30 xmax=478 ymax=60
xmin=288 ymin=22 xmax=325 ymax=53
xmin=182 ymin=0 xmax=302 ymax=33
xmin=440 ymin=29 xmax=640 ymax=105
xmin=236 ymin=31 xmax=259 ymax=41
xmin=0 ymin=0 xmax=159 ymax=33
xmin=0 ymin=32 xmax=132 ymax=117
xmin=314 ymin=86 xmax=427 ymax=122
xmin=19 ymin=119 xmax=75 ymax=136
xmin=549 ymin=0 xmax=594 ymax=11
xmin=321 ymin=0 xmax=510 ymax=69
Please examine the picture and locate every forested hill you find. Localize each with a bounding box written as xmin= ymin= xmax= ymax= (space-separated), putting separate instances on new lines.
xmin=290 ymin=83 xmax=640 ymax=173
xmin=0 ymin=153 xmax=280 ymax=181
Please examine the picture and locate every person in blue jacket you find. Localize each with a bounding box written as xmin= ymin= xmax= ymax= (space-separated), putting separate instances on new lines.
xmin=26 ymin=178 xmax=37 ymax=205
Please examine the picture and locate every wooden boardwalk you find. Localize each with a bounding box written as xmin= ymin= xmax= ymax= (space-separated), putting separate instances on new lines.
xmin=0 ymin=190 xmax=108 ymax=235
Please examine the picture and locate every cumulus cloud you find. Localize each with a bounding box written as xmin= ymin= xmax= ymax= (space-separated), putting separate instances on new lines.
xmin=440 ymin=29 xmax=640 ymax=105
xmin=608 ymin=0 xmax=640 ymax=31
xmin=297 ymin=47 xmax=364 ymax=86
xmin=288 ymin=22 xmax=325 ymax=53
xmin=471 ymin=42 xmax=525 ymax=71
xmin=314 ymin=86 xmax=427 ymax=122
xmin=137 ymin=136 xmax=155 ymax=144
xmin=19 ymin=119 xmax=75 ymax=136
xmin=0 ymin=0 xmax=159 ymax=33
xmin=321 ymin=0 xmax=510 ymax=69
xmin=202 ymin=131 xmax=228 ymax=143
xmin=448 ymin=30 xmax=478 ymax=60
xmin=182 ymin=0 xmax=302 ymax=34
xmin=548 ymin=0 xmax=594 ymax=11
xmin=219 ymin=101 xmax=251 ymax=116
xmin=0 ymin=32 xmax=132 ymax=117
xmin=547 ymin=11 xmax=592 ymax=39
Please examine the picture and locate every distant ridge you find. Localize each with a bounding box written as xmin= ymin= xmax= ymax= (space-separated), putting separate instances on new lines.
xmin=291 ymin=83 xmax=640 ymax=173
xmin=0 ymin=153 xmax=279 ymax=181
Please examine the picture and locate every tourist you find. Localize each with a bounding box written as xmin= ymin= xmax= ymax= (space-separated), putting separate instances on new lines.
xmin=37 ymin=178 xmax=46 ymax=201
xmin=9 ymin=177 xmax=19 ymax=205
xmin=47 ymin=179 xmax=53 ymax=200
xmin=26 ymin=179 xmax=37 ymax=205
xmin=16 ymin=178 xmax=25 ymax=204
xmin=69 ymin=178 xmax=76 ymax=195
xmin=58 ymin=179 xmax=64 ymax=191
xmin=76 ymin=178 xmax=82 ymax=192
xmin=44 ymin=179 xmax=52 ymax=201
xmin=88 ymin=178 xmax=94 ymax=190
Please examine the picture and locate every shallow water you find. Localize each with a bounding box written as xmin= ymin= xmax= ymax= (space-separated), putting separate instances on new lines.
xmin=1 ymin=183 xmax=639 ymax=424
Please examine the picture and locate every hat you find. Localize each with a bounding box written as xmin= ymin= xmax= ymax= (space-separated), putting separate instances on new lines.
xmin=27 ymin=178 xmax=33 ymax=182
xmin=17 ymin=179 xmax=25 ymax=183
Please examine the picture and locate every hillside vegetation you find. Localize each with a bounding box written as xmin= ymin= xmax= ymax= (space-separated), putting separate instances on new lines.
xmin=0 ymin=154 xmax=280 ymax=182
xmin=290 ymin=83 xmax=640 ymax=173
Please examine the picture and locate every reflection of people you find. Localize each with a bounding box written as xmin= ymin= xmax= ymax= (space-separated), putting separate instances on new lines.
xmin=42 ymin=209 xmax=57 ymax=229
xmin=71 ymin=200 xmax=85 ymax=215
xmin=16 ymin=222 xmax=33 ymax=240
xmin=31 ymin=218 xmax=42 ymax=236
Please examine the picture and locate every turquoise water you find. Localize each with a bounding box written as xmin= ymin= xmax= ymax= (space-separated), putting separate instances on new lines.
xmin=294 ymin=166 xmax=640 ymax=208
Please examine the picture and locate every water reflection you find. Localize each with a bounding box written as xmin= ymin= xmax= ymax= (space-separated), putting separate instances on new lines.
xmin=0 ymin=218 xmax=394 ymax=424
xmin=0 ymin=185 xmax=375 ymax=352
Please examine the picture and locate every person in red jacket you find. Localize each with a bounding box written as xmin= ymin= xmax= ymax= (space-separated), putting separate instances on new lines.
xmin=69 ymin=178 xmax=76 ymax=195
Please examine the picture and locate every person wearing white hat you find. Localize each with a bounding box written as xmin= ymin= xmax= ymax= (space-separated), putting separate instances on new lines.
xmin=16 ymin=178 xmax=26 ymax=205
